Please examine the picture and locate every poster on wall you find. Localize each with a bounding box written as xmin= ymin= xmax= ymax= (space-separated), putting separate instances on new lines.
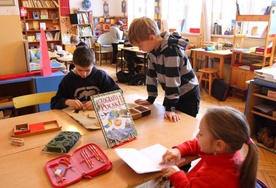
xmin=122 ymin=0 xmax=126 ymax=13
xmin=103 ymin=1 xmax=109 ymax=18
xmin=60 ymin=0 xmax=70 ymax=16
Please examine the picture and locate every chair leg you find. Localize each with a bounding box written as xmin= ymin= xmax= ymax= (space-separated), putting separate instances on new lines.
xmin=208 ymin=73 xmax=213 ymax=96
xmin=99 ymin=54 xmax=102 ymax=66
xmin=198 ymin=72 xmax=203 ymax=91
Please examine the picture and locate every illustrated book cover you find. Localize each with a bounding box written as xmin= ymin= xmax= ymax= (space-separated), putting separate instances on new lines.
xmin=115 ymin=144 xmax=176 ymax=174
xmin=90 ymin=90 xmax=137 ymax=148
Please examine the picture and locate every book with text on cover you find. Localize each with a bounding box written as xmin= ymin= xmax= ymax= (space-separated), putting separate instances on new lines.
xmin=115 ymin=144 xmax=176 ymax=174
xmin=90 ymin=90 xmax=137 ymax=148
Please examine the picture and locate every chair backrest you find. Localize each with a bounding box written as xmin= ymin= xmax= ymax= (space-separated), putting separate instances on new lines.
xmin=12 ymin=91 xmax=56 ymax=109
xmin=97 ymin=32 xmax=112 ymax=45
xmin=256 ymin=178 xmax=269 ymax=188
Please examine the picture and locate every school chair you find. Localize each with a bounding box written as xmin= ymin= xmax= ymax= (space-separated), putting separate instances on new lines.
xmin=95 ymin=33 xmax=113 ymax=65
xmin=256 ymin=178 xmax=269 ymax=188
xmin=12 ymin=91 xmax=56 ymax=116
xmin=198 ymin=68 xmax=219 ymax=96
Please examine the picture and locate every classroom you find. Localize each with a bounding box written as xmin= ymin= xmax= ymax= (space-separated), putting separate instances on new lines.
xmin=0 ymin=0 xmax=275 ymax=187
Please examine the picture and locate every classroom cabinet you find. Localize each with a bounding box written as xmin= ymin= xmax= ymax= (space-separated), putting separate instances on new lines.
xmin=230 ymin=67 xmax=255 ymax=90
xmin=230 ymin=7 xmax=276 ymax=91
xmin=245 ymin=80 xmax=276 ymax=153
xmin=0 ymin=71 xmax=65 ymax=115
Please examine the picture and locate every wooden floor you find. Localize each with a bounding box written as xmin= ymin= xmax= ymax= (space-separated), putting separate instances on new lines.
xmin=101 ymin=63 xmax=276 ymax=187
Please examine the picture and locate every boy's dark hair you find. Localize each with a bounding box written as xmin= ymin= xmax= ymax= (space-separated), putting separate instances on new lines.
xmin=73 ymin=46 xmax=96 ymax=67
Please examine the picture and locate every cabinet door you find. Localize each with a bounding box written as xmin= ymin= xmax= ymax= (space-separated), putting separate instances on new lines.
xmin=230 ymin=67 xmax=246 ymax=88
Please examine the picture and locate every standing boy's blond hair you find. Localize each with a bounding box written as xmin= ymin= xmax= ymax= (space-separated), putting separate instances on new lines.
xmin=128 ymin=17 xmax=160 ymax=45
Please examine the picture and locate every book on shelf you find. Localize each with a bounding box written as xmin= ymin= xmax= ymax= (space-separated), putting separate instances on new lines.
xmin=32 ymin=11 xmax=39 ymax=19
xmin=40 ymin=9 xmax=48 ymax=19
xmin=40 ymin=22 xmax=46 ymax=30
xmin=80 ymin=13 xmax=89 ymax=24
xmin=90 ymin=90 xmax=138 ymax=148
xmin=48 ymin=9 xmax=57 ymax=19
xmin=51 ymin=0 xmax=59 ymax=8
xmin=78 ymin=25 xmax=93 ymax=37
xmin=54 ymin=31 xmax=60 ymax=40
xmin=35 ymin=33 xmax=41 ymax=41
xmin=33 ymin=21 xmax=39 ymax=30
xmin=115 ymin=144 xmax=176 ymax=174
xmin=46 ymin=32 xmax=53 ymax=40
xmin=27 ymin=36 xmax=35 ymax=42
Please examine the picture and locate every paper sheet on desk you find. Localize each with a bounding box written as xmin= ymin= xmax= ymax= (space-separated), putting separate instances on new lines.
xmin=63 ymin=108 xmax=101 ymax=130
xmin=115 ymin=144 xmax=176 ymax=174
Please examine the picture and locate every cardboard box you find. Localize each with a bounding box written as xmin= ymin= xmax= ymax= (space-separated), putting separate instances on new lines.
xmin=273 ymin=111 xmax=276 ymax=118
xmin=268 ymin=90 xmax=276 ymax=99
xmin=250 ymin=63 xmax=263 ymax=71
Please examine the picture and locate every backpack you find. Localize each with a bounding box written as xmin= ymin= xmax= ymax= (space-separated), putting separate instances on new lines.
xmin=116 ymin=70 xmax=132 ymax=83
xmin=211 ymin=79 xmax=229 ymax=101
xmin=128 ymin=74 xmax=145 ymax=86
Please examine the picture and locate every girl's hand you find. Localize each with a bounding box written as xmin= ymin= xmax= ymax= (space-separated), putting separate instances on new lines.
xmin=162 ymin=166 xmax=180 ymax=177
xmin=134 ymin=99 xmax=151 ymax=105
xmin=160 ymin=148 xmax=181 ymax=165
xmin=164 ymin=111 xmax=180 ymax=122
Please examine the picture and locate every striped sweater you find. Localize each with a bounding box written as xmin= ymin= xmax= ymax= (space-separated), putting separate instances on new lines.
xmin=147 ymin=31 xmax=198 ymax=111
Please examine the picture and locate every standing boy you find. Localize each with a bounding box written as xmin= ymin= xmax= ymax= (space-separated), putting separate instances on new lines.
xmin=128 ymin=17 xmax=200 ymax=122
xmin=51 ymin=46 xmax=121 ymax=110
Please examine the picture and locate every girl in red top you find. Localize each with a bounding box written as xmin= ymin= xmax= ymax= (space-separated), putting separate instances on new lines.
xmin=160 ymin=106 xmax=258 ymax=188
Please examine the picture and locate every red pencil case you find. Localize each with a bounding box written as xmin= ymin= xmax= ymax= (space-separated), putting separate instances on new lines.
xmin=45 ymin=143 xmax=112 ymax=188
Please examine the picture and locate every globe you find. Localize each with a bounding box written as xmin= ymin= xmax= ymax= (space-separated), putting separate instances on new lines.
xmin=82 ymin=0 xmax=91 ymax=10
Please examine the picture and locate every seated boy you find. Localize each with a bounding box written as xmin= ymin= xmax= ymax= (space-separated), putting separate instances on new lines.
xmin=51 ymin=46 xmax=121 ymax=110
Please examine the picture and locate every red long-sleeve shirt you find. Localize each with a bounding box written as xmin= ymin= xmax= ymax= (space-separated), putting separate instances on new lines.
xmin=170 ymin=139 xmax=241 ymax=188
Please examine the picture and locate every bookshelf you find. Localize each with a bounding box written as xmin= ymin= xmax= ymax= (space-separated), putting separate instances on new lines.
xmin=19 ymin=0 xmax=62 ymax=49
xmin=230 ymin=7 xmax=276 ymax=91
xmin=69 ymin=11 xmax=94 ymax=48
xmin=245 ymin=80 xmax=276 ymax=153
xmin=93 ymin=16 xmax=127 ymax=40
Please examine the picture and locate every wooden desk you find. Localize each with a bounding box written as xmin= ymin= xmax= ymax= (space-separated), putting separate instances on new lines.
xmin=0 ymin=95 xmax=199 ymax=188
xmin=191 ymin=48 xmax=232 ymax=79
xmin=119 ymin=47 xmax=148 ymax=74
xmin=57 ymin=54 xmax=73 ymax=71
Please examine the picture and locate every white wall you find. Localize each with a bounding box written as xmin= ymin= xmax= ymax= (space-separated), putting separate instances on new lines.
xmin=70 ymin=0 xmax=127 ymax=17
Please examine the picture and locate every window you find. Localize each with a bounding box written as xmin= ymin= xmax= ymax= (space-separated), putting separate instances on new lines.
xmin=127 ymin=0 xmax=154 ymax=27
xmin=212 ymin=0 xmax=273 ymax=35
xmin=161 ymin=0 xmax=202 ymax=33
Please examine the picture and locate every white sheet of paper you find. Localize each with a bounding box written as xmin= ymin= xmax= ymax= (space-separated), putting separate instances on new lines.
xmin=115 ymin=144 xmax=175 ymax=174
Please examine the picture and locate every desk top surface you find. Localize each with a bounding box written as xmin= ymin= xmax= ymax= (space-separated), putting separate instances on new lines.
xmin=191 ymin=48 xmax=232 ymax=55
xmin=121 ymin=47 xmax=148 ymax=54
xmin=0 ymin=94 xmax=199 ymax=188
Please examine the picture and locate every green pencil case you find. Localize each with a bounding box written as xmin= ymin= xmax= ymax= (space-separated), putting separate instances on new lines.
xmin=45 ymin=131 xmax=81 ymax=153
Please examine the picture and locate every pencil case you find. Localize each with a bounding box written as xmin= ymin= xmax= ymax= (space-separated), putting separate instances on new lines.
xmin=45 ymin=143 xmax=112 ymax=188
xmin=45 ymin=131 xmax=81 ymax=153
